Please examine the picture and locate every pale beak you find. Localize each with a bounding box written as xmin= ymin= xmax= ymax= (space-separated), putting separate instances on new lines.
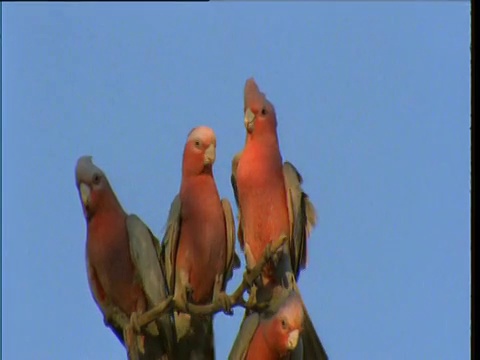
xmin=79 ymin=183 xmax=91 ymax=207
xmin=244 ymin=107 xmax=255 ymax=133
xmin=204 ymin=144 xmax=216 ymax=165
xmin=286 ymin=329 xmax=300 ymax=350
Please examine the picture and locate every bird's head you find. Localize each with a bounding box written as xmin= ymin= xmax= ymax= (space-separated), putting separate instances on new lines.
xmin=264 ymin=291 xmax=304 ymax=356
xmin=75 ymin=156 xmax=114 ymax=221
xmin=243 ymin=77 xmax=277 ymax=136
xmin=182 ymin=126 xmax=217 ymax=177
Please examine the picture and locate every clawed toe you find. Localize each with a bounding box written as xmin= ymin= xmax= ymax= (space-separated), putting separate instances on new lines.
xmin=218 ymin=292 xmax=233 ymax=315
xmin=173 ymin=292 xmax=189 ymax=313
xmin=213 ymin=274 xmax=232 ymax=315
xmin=129 ymin=311 xmax=141 ymax=333
xmin=246 ymin=284 xmax=258 ymax=309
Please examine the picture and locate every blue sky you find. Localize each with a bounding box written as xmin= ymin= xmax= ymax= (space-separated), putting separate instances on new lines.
xmin=2 ymin=2 xmax=470 ymax=359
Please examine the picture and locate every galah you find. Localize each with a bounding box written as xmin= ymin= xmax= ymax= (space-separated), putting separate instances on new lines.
xmin=75 ymin=156 xmax=175 ymax=359
xmin=162 ymin=126 xmax=240 ymax=359
xmin=230 ymin=78 xmax=328 ymax=359
xmin=229 ymin=279 xmax=305 ymax=360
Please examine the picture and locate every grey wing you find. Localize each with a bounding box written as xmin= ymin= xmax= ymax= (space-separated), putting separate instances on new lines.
xmin=126 ymin=214 xmax=175 ymax=352
xmin=228 ymin=312 xmax=260 ymax=360
xmin=283 ymin=162 xmax=317 ymax=279
xmin=160 ymin=194 xmax=182 ymax=294
xmin=127 ymin=214 xmax=170 ymax=304
xmin=231 ymin=152 xmax=245 ymax=249
xmin=221 ymin=198 xmax=241 ymax=288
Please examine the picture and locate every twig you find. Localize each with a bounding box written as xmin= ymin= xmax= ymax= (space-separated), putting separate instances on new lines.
xmin=135 ymin=234 xmax=288 ymax=329
xmin=124 ymin=234 xmax=286 ymax=359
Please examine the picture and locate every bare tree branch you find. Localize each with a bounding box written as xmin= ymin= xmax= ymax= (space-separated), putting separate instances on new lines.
xmin=123 ymin=234 xmax=287 ymax=359
xmin=136 ymin=234 xmax=287 ymax=328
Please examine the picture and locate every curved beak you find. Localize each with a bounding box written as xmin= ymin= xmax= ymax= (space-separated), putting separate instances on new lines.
xmin=286 ymin=329 xmax=299 ymax=350
xmin=79 ymin=183 xmax=91 ymax=207
xmin=204 ymin=144 xmax=216 ymax=165
xmin=244 ymin=108 xmax=255 ymax=133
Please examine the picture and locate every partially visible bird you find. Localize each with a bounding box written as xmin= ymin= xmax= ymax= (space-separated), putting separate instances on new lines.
xmin=229 ymin=280 xmax=305 ymax=360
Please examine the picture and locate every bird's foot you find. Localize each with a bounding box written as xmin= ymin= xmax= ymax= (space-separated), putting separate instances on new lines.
xmin=104 ymin=305 xmax=130 ymax=329
xmin=218 ymin=292 xmax=233 ymax=315
xmin=213 ymin=274 xmax=233 ymax=315
xmin=245 ymin=284 xmax=258 ymax=309
xmin=243 ymin=266 xmax=256 ymax=288
xmin=124 ymin=322 xmax=140 ymax=360
xmin=270 ymin=234 xmax=288 ymax=265
xmin=129 ymin=311 xmax=141 ymax=333
xmin=276 ymin=234 xmax=288 ymax=246
xmin=264 ymin=242 xmax=273 ymax=261
xmin=128 ymin=312 xmax=147 ymax=355
xmin=283 ymin=271 xmax=297 ymax=291
xmin=173 ymin=286 xmax=190 ymax=313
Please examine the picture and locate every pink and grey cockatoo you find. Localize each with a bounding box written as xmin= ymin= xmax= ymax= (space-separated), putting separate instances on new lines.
xmin=75 ymin=156 xmax=175 ymax=359
xmin=161 ymin=127 xmax=240 ymax=359
xmin=230 ymin=79 xmax=328 ymax=359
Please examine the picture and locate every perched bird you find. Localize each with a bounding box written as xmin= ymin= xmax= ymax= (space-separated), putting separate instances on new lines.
xmin=162 ymin=126 xmax=240 ymax=359
xmin=75 ymin=156 xmax=175 ymax=359
xmin=229 ymin=280 xmax=305 ymax=360
xmin=230 ymin=78 xmax=328 ymax=359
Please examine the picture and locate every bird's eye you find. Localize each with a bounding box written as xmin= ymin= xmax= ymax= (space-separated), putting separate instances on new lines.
xmin=261 ymin=107 xmax=267 ymax=115
xmin=281 ymin=319 xmax=287 ymax=329
xmin=93 ymin=174 xmax=101 ymax=184
xmin=194 ymin=140 xmax=201 ymax=148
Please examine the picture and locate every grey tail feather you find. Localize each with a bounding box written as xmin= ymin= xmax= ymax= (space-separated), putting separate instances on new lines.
xmin=175 ymin=315 xmax=215 ymax=360
xmin=300 ymin=300 xmax=328 ymax=360
xmin=206 ymin=317 xmax=215 ymax=359
xmin=141 ymin=333 xmax=170 ymax=360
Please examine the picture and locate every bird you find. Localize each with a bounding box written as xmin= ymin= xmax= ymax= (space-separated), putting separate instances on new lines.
xmin=161 ymin=126 xmax=240 ymax=359
xmin=230 ymin=78 xmax=328 ymax=359
xmin=229 ymin=276 xmax=305 ymax=360
xmin=75 ymin=155 xmax=175 ymax=359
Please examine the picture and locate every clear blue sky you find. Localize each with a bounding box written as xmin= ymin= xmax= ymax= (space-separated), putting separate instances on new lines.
xmin=2 ymin=3 xmax=470 ymax=359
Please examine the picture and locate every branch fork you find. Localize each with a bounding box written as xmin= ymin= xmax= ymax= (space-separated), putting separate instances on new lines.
xmin=123 ymin=234 xmax=288 ymax=359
